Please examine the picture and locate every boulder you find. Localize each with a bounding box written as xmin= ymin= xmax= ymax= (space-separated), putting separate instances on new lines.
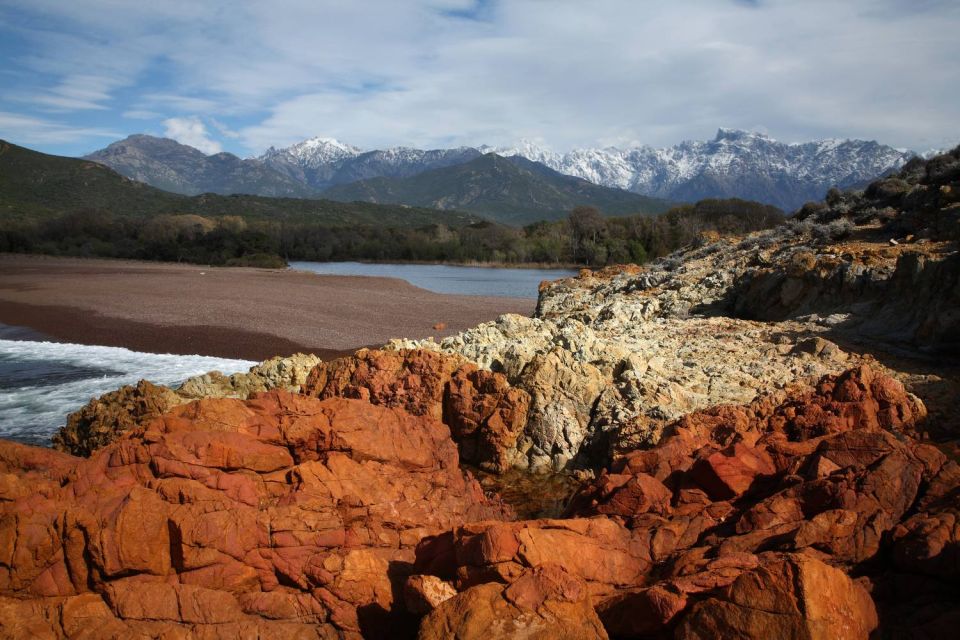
xmin=415 ymin=518 xmax=651 ymax=600
xmin=304 ymin=349 xmax=530 ymax=472
xmin=404 ymin=575 xmax=457 ymax=615
xmin=517 ymin=347 xmax=607 ymax=470
xmin=675 ymin=553 xmax=878 ymax=640
xmin=417 ymin=565 xmax=608 ymax=640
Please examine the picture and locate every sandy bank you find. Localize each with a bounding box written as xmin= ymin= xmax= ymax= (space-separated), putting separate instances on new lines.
xmin=0 ymin=254 xmax=536 ymax=360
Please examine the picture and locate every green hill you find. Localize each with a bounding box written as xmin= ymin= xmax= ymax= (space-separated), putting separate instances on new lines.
xmin=323 ymin=153 xmax=672 ymax=225
xmin=0 ymin=140 xmax=478 ymax=227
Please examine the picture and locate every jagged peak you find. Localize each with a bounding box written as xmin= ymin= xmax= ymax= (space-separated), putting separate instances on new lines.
xmin=290 ymin=136 xmax=362 ymax=154
xmin=713 ymin=128 xmax=773 ymax=143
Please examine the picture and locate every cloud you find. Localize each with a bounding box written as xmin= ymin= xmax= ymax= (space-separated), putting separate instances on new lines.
xmin=162 ymin=116 xmax=222 ymax=154
xmin=1 ymin=0 xmax=958 ymax=155
xmin=0 ymin=111 xmax=121 ymax=144
xmin=122 ymin=109 xmax=162 ymax=120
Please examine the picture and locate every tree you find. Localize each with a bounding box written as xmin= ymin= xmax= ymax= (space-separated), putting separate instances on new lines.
xmin=568 ymin=206 xmax=606 ymax=262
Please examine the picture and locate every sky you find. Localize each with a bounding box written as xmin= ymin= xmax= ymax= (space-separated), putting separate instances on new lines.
xmin=0 ymin=0 xmax=957 ymax=158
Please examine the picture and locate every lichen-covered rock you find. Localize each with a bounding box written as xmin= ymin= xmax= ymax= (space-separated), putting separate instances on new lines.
xmin=404 ymin=575 xmax=457 ymax=615
xmin=391 ymin=148 xmax=960 ymax=470
xmin=177 ymin=352 xmax=322 ymax=399
xmin=53 ymin=353 xmax=325 ymax=457
xmin=51 ymin=379 xmax=183 ymax=456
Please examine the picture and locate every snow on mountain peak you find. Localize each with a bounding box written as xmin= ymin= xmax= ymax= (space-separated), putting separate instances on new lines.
xmin=258 ymin=136 xmax=363 ymax=166
xmin=257 ymin=130 xmax=917 ymax=211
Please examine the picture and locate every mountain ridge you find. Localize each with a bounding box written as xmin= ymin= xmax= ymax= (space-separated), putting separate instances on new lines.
xmin=85 ymin=135 xmax=319 ymax=198
xmin=85 ymin=129 xmax=916 ymax=211
xmin=2 ymin=139 xmax=478 ymax=227
xmin=481 ymin=129 xmax=914 ymax=210
xmin=321 ymin=152 xmax=672 ymax=225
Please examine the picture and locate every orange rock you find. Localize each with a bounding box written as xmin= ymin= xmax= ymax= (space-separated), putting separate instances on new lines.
xmin=0 ymin=390 xmax=511 ymax=638
xmin=416 ymin=518 xmax=651 ymax=600
xmin=304 ymin=349 xmax=529 ymax=472
xmin=675 ymin=553 xmax=878 ymax=639
xmin=688 ymin=442 xmax=777 ymax=500
xmin=417 ymin=564 xmax=608 ymax=640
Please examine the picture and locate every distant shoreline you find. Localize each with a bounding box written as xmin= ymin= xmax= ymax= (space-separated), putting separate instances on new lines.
xmin=0 ymin=254 xmax=535 ymax=361
xmin=299 ymin=258 xmax=585 ymax=270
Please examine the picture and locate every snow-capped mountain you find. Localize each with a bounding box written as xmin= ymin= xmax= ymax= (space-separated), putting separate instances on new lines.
xmin=260 ymin=129 xmax=914 ymax=210
xmin=483 ymin=129 xmax=914 ymax=210
xmin=261 ymin=137 xmax=362 ymax=168
xmin=258 ymin=141 xmax=482 ymax=191
xmin=87 ymin=129 xmax=917 ymax=210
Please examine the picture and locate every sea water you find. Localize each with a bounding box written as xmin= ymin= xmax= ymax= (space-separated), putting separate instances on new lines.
xmin=0 ymin=333 xmax=254 ymax=446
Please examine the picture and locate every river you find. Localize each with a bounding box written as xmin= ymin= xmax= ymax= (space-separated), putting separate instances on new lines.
xmin=290 ymin=261 xmax=577 ymax=299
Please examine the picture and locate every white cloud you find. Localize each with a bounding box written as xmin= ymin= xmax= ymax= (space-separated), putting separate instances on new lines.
xmin=0 ymin=111 xmax=121 ymax=144
xmin=162 ymin=116 xmax=222 ymax=154
xmin=2 ymin=0 xmax=958 ymax=154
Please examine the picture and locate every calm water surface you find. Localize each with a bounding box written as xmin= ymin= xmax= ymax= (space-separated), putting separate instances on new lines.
xmin=290 ymin=261 xmax=577 ymax=299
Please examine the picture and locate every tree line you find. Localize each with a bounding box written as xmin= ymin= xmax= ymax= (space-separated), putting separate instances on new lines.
xmin=0 ymin=198 xmax=784 ymax=268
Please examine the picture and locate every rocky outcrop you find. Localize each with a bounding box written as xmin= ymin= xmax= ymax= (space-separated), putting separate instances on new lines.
xmin=4 ymin=363 xmax=956 ymax=638
xmin=50 ymin=379 xmax=183 ymax=456
xmin=390 ymin=147 xmax=959 ymax=471
xmin=408 ymin=366 xmax=957 ymax=638
xmin=52 ymin=352 xmax=322 ymax=456
xmin=177 ymin=352 xmax=322 ymax=399
xmin=391 ymin=312 xmax=862 ymax=470
xmin=1 ymin=390 xmax=510 ymax=638
xmin=6 ymin=149 xmax=958 ymax=638
xmin=674 ymin=553 xmax=878 ymax=640
xmin=304 ymin=349 xmax=530 ymax=472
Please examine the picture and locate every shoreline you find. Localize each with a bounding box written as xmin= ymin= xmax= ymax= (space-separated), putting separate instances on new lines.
xmin=2 ymin=251 xmax=585 ymax=272
xmin=0 ymin=254 xmax=536 ymax=361
xmin=302 ymin=258 xmax=585 ymax=270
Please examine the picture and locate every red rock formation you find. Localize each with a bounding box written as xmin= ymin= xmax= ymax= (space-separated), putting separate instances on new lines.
xmin=0 ymin=390 xmax=511 ymax=638
xmin=675 ymin=553 xmax=878 ymax=639
xmin=51 ymin=379 xmax=184 ymax=456
xmin=415 ymin=518 xmax=651 ymax=600
xmin=304 ymin=349 xmax=530 ymax=472
xmin=409 ymin=366 xmax=956 ymax=638
xmin=418 ymin=564 xmax=609 ymax=640
xmin=1 ymin=363 xmax=955 ymax=638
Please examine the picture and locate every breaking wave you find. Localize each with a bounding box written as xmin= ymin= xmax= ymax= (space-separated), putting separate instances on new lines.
xmin=0 ymin=337 xmax=254 ymax=447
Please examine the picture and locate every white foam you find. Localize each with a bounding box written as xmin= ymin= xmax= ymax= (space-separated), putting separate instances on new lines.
xmin=0 ymin=338 xmax=255 ymax=445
